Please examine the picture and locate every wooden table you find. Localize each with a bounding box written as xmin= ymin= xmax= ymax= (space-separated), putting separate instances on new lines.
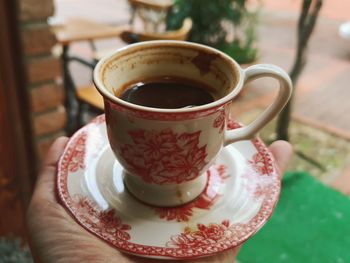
xmin=52 ymin=18 xmax=128 ymax=134
xmin=52 ymin=18 xmax=128 ymax=45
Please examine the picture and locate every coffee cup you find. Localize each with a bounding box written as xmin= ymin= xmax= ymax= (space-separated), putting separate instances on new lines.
xmin=93 ymin=40 xmax=292 ymax=207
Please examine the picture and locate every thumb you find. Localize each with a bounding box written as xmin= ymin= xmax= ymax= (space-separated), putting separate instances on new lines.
xmin=33 ymin=137 xmax=69 ymax=203
xmin=269 ymin=140 xmax=293 ymax=174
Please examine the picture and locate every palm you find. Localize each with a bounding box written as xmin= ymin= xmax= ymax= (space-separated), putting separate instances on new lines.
xmin=28 ymin=200 xmax=238 ymax=263
xmin=27 ymin=137 xmax=291 ymax=263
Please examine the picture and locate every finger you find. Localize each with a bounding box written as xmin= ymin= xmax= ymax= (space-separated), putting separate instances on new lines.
xmin=189 ymin=246 xmax=241 ymax=263
xmin=269 ymin=140 xmax=293 ymax=173
xmin=42 ymin=136 xmax=70 ymax=168
xmin=33 ymin=137 xmax=69 ymax=203
xmin=125 ymin=246 xmax=241 ymax=263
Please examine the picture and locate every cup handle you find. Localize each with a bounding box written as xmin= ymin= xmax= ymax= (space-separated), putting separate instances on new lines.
xmin=224 ymin=64 xmax=293 ymax=146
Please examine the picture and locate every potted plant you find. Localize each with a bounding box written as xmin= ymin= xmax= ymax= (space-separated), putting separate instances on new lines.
xmin=167 ymin=0 xmax=260 ymax=64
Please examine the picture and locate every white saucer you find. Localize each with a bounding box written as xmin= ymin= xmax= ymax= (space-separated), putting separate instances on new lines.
xmin=57 ymin=115 xmax=281 ymax=260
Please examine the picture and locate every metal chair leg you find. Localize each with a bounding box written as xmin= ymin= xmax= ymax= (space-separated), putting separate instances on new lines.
xmin=76 ymin=101 xmax=86 ymax=129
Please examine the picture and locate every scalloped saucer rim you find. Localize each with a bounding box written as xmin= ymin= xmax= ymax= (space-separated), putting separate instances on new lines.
xmin=57 ymin=115 xmax=281 ymax=260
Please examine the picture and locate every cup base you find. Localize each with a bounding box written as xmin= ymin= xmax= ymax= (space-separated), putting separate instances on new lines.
xmin=124 ymin=172 xmax=208 ymax=207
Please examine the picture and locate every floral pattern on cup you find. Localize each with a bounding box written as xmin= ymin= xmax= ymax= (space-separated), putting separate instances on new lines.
xmin=153 ymin=164 xmax=228 ymax=222
xmin=121 ymin=129 xmax=207 ymax=184
xmin=213 ymin=109 xmax=226 ymax=133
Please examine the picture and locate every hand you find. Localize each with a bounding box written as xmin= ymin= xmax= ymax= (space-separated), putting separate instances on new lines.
xmin=27 ymin=138 xmax=292 ymax=263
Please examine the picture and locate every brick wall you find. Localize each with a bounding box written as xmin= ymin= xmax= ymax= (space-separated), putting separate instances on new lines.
xmin=18 ymin=0 xmax=66 ymax=160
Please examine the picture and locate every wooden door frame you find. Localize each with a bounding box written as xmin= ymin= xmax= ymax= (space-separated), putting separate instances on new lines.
xmin=0 ymin=0 xmax=37 ymax=208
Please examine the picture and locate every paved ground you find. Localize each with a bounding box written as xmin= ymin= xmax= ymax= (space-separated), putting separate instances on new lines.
xmin=245 ymin=11 xmax=350 ymax=139
xmin=264 ymin=0 xmax=349 ymax=22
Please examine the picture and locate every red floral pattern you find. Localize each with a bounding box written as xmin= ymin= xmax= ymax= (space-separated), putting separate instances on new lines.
xmin=155 ymin=206 xmax=194 ymax=222
xmin=108 ymin=101 xmax=223 ymax=121
xmin=227 ymin=119 xmax=242 ymax=130
xmin=72 ymin=196 xmax=131 ymax=241
xmin=249 ymin=152 xmax=272 ymax=175
xmin=242 ymin=167 xmax=276 ymax=199
xmin=251 ymin=139 xmax=275 ymax=175
xmin=213 ymin=109 xmax=226 ymax=133
xmin=121 ymin=129 xmax=207 ymax=184
xmin=67 ymin=132 xmax=87 ymax=172
xmin=242 ymin=139 xmax=277 ymax=199
xmin=57 ymin=115 xmax=281 ymax=259
xmin=91 ymin=114 xmax=106 ymax=124
xmin=167 ymin=220 xmax=233 ymax=249
xmin=154 ymin=164 xmax=228 ymax=222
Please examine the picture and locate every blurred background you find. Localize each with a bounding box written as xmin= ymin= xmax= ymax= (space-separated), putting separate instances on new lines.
xmin=0 ymin=0 xmax=349 ymax=261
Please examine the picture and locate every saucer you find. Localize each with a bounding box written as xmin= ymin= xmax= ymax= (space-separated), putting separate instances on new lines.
xmin=57 ymin=115 xmax=281 ymax=260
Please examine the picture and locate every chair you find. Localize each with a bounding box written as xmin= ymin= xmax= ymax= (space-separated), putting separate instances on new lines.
xmin=128 ymin=0 xmax=174 ymax=33
xmin=63 ymin=2 xmax=192 ymax=131
xmin=51 ymin=17 xmax=128 ymax=133
xmin=120 ymin=17 xmax=192 ymax=43
xmin=74 ymin=12 xmax=189 ymax=124
xmin=93 ymin=17 xmax=192 ymax=62
xmin=65 ymin=56 xmax=104 ymax=128
xmin=87 ymin=17 xmax=192 ymax=121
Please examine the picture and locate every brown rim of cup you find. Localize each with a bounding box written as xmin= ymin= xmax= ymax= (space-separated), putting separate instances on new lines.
xmin=93 ymin=40 xmax=244 ymax=114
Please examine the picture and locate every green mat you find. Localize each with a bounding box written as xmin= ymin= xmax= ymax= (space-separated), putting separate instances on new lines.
xmin=238 ymin=172 xmax=350 ymax=263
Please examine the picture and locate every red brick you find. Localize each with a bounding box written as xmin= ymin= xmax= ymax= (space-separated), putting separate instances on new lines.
xmin=19 ymin=0 xmax=54 ymax=21
xmin=33 ymin=106 xmax=67 ymax=136
xmin=21 ymin=25 xmax=56 ymax=55
xmin=30 ymin=83 xmax=64 ymax=113
xmin=27 ymin=56 xmax=61 ymax=84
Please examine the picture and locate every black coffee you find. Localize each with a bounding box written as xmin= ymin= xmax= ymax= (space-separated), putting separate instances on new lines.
xmin=119 ymin=77 xmax=215 ymax=109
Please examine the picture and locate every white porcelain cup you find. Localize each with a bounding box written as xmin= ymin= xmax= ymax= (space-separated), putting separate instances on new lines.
xmin=94 ymin=41 xmax=292 ymax=207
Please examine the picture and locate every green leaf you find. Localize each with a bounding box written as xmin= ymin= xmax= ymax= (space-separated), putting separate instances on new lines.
xmin=166 ymin=0 xmax=259 ymax=60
